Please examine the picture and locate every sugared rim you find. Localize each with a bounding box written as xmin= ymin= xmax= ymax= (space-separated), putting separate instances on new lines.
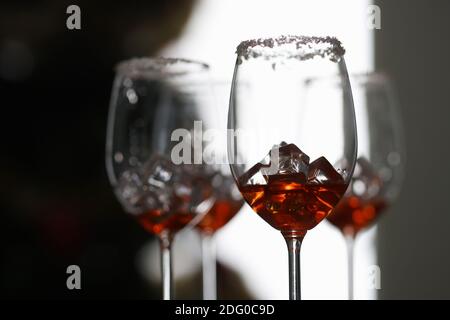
xmin=115 ymin=57 xmax=210 ymax=77
xmin=236 ymin=35 xmax=345 ymax=63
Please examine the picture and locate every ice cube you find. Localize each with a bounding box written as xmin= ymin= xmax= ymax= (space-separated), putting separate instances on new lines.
xmin=135 ymin=188 xmax=171 ymax=213
xmin=179 ymin=164 xmax=214 ymax=211
xmin=142 ymin=155 xmax=175 ymax=188
xmin=238 ymin=162 xmax=270 ymax=186
xmin=238 ymin=142 xmax=311 ymax=186
xmin=117 ymin=169 xmax=144 ymax=210
xmin=116 ymin=155 xmax=214 ymax=217
xmin=333 ymin=157 xmax=351 ymax=181
xmin=138 ymin=156 xmax=179 ymax=212
xmin=307 ymin=156 xmax=344 ymax=184
xmin=271 ymin=142 xmax=310 ymax=175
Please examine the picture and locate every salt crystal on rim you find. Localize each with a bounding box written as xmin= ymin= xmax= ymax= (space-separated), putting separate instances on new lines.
xmin=236 ymin=35 xmax=345 ymax=64
xmin=116 ymin=57 xmax=209 ymax=77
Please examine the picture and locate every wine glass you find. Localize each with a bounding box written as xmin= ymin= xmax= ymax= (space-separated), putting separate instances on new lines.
xmin=227 ymin=35 xmax=357 ymax=300
xmin=106 ymin=57 xmax=215 ymax=300
xmin=326 ymin=72 xmax=405 ymax=299
xmin=196 ymin=165 xmax=243 ymax=300
xmin=195 ymin=82 xmax=244 ymax=300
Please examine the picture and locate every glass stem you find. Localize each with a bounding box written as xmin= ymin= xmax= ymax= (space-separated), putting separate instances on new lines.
xmin=201 ymin=232 xmax=217 ymax=300
xmin=345 ymin=234 xmax=355 ymax=300
xmin=282 ymin=231 xmax=304 ymax=300
xmin=159 ymin=231 xmax=173 ymax=300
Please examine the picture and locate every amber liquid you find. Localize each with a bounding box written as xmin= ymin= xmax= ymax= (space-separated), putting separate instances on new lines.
xmin=327 ymin=196 xmax=387 ymax=236
xmin=136 ymin=210 xmax=194 ymax=235
xmin=240 ymin=174 xmax=347 ymax=234
xmin=135 ymin=179 xmax=213 ymax=235
xmin=196 ymin=199 xmax=244 ymax=234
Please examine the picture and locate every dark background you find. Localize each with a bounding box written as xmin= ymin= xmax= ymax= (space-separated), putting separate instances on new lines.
xmin=0 ymin=0 xmax=251 ymax=300
xmin=376 ymin=0 xmax=450 ymax=299
xmin=1 ymin=0 xmax=449 ymax=299
xmin=0 ymin=0 xmax=199 ymax=299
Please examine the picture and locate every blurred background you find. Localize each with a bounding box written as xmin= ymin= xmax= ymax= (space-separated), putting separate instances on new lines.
xmin=1 ymin=0 xmax=449 ymax=299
